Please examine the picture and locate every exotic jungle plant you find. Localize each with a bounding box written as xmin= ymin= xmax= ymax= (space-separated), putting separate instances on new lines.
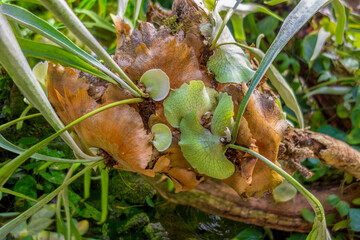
xmin=0 ymin=0 xmax=359 ymax=239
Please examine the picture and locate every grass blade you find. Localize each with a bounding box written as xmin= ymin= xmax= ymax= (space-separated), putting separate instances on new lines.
xmin=74 ymin=9 xmax=116 ymax=33
xmin=332 ymin=0 xmax=345 ymax=45
xmin=0 ymin=113 xmax=42 ymax=132
xmin=0 ymin=10 xmax=97 ymax=161
xmin=98 ymin=165 xmax=109 ymax=224
xmin=231 ymin=0 xmax=331 ymax=143
xmin=0 ymin=161 xmax=101 ymax=239
xmin=39 ymin=0 xmax=145 ymax=97
xmin=227 ymin=144 xmax=331 ymax=240
xmin=0 ymin=98 xmax=142 ymax=187
xmin=18 ymin=38 xmax=116 ymax=85
xmin=0 ymin=187 xmax=38 ymax=202
xmin=0 ymin=3 xmax=139 ymax=96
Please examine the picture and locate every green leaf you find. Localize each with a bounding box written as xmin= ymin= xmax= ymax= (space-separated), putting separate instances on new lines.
xmin=74 ymin=9 xmax=116 ymax=33
xmin=39 ymin=170 xmax=66 ymax=185
xmin=18 ymin=38 xmax=116 ymax=84
xmin=179 ymin=111 xmax=234 ymax=179
xmin=204 ymin=0 xmax=216 ymax=11
xmin=236 ymin=44 xmax=304 ymax=128
xmin=264 ymin=0 xmax=288 ymax=6
xmin=310 ymin=28 xmax=331 ymax=61
xmin=32 ymin=61 xmax=48 ymax=86
xmin=301 ymin=209 xmax=315 ymax=223
xmin=349 ymin=208 xmax=360 ymax=232
xmin=332 ymin=219 xmax=349 ymax=232
xmin=346 ymin=128 xmax=360 ymax=145
xmin=351 ymin=106 xmax=360 ymax=128
xmin=352 ymin=198 xmax=360 ymax=206
xmin=302 ymin=33 xmax=318 ymax=64
xmin=207 ymin=44 xmax=254 ymax=84
xmin=211 ymin=93 xmax=234 ymax=137
xmin=163 ymin=81 xmax=216 ymax=128
xmin=151 ymin=124 xmax=172 ymax=152
xmin=145 ymin=196 xmax=154 ymax=207
xmin=332 ymin=0 xmax=346 ymax=45
xmin=219 ymin=3 xmax=283 ymax=22
xmin=335 ymin=201 xmax=350 ymax=217
xmin=305 ymin=86 xmax=351 ymax=99
xmin=273 ymin=180 xmax=297 ymax=202
xmin=28 ymin=205 xmax=56 ymax=235
xmin=326 ymin=194 xmax=340 ymax=205
xmin=14 ymin=175 xmax=37 ymax=201
xmin=140 ymin=69 xmax=170 ymax=101
xmin=234 ymin=228 xmax=263 ymax=240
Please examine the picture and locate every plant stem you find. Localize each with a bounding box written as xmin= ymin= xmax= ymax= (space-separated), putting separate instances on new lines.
xmin=0 ymin=113 xmax=42 ymax=132
xmin=0 ymin=98 xmax=143 ymax=187
xmin=210 ymin=0 xmax=242 ymax=49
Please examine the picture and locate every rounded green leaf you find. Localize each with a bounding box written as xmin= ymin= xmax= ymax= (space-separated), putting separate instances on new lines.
xmin=273 ymin=180 xmax=297 ymax=202
xmin=140 ymin=69 xmax=170 ymax=101
xmin=211 ymin=92 xmax=234 ymax=137
xmin=32 ymin=61 xmax=48 ymax=86
xmin=179 ymin=111 xmax=234 ymax=179
xmin=151 ymin=123 xmax=172 ymax=152
xmin=163 ymin=81 xmax=216 ymax=127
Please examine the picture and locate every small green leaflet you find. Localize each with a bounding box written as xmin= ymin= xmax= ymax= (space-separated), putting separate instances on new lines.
xmin=179 ymin=111 xmax=234 ymax=179
xmin=163 ymin=81 xmax=217 ymax=127
xmin=151 ymin=124 xmax=172 ymax=152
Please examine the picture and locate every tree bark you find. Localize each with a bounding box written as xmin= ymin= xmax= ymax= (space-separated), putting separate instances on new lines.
xmin=146 ymin=178 xmax=360 ymax=233
xmin=144 ymin=128 xmax=360 ymax=232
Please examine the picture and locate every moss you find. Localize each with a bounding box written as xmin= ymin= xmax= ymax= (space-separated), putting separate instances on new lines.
xmin=124 ymin=212 xmax=150 ymax=232
xmin=143 ymin=223 xmax=169 ymax=240
xmin=109 ymin=171 xmax=156 ymax=205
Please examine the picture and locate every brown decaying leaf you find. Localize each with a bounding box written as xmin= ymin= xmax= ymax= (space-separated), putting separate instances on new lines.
xmin=46 ymin=63 xmax=154 ymax=177
xmin=221 ymin=83 xmax=288 ymax=198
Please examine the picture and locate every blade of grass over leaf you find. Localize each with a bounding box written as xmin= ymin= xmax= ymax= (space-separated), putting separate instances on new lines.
xmin=0 ymin=134 xmax=94 ymax=163
xmin=134 ymin=0 xmax=142 ymax=26
xmin=0 ymin=161 xmax=101 ymax=239
xmin=0 ymin=187 xmax=38 ymax=202
xmin=231 ymin=0 xmax=331 ymax=143
xmin=0 ymin=3 xmax=138 ymax=96
xmin=217 ymin=42 xmax=304 ymax=128
xmin=0 ymin=10 xmax=98 ymax=161
xmin=18 ymin=38 xmax=116 ymax=85
xmin=118 ymin=0 xmax=130 ymax=18
xmin=332 ymin=0 xmax=345 ymax=45
xmin=0 ymin=113 xmax=42 ymax=132
xmin=227 ymin=144 xmax=331 ymax=240
xmin=38 ymin=0 xmax=145 ymax=97
xmin=74 ymin=9 xmax=116 ymax=33
xmin=0 ymin=98 xmax=142 ymax=187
